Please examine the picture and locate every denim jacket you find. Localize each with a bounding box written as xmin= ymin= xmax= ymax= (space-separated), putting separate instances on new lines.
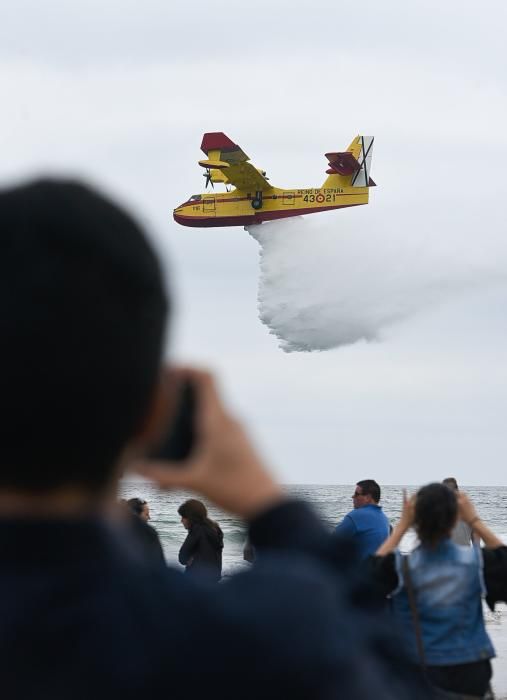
xmin=391 ymin=539 xmax=495 ymax=666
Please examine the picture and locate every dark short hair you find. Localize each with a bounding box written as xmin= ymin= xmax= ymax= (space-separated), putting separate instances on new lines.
xmin=414 ymin=483 xmax=457 ymax=547
xmin=356 ymin=480 xmax=381 ymax=503
xmin=0 ymin=179 xmax=168 ymax=491
xmin=443 ymin=477 xmax=459 ymax=491
xmin=127 ymin=498 xmax=148 ymax=516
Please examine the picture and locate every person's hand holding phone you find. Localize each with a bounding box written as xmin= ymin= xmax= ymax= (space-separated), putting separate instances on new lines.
xmin=135 ymin=367 xmax=284 ymax=520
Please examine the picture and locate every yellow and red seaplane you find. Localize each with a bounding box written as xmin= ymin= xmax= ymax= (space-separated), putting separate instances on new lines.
xmin=173 ymin=132 xmax=375 ymax=228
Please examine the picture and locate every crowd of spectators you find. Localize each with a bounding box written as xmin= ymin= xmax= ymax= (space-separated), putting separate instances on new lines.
xmin=0 ymin=178 xmax=505 ymax=700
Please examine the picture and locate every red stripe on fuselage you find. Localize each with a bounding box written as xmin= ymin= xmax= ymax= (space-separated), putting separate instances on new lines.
xmin=174 ymin=203 xmax=365 ymax=228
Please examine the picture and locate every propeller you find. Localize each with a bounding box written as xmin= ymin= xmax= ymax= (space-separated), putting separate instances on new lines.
xmin=203 ymin=168 xmax=214 ymax=189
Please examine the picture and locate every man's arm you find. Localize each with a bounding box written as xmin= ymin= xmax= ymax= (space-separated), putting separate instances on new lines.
xmin=136 ymin=369 xmax=428 ymax=699
xmin=135 ymin=369 xmax=283 ymax=520
xmin=376 ymin=491 xmax=414 ymax=557
xmin=335 ymin=514 xmax=357 ymax=538
xmin=249 ymin=500 xmax=330 ymax=554
xmin=457 ymin=492 xmax=504 ymax=549
xmin=220 ymin=508 xmax=426 ymax=700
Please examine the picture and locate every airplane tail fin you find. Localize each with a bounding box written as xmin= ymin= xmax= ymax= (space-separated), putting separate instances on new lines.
xmin=322 ymin=136 xmax=375 ymax=188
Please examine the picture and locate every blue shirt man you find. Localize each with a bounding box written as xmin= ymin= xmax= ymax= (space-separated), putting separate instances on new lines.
xmin=335 ymin=480 xmax=390 ymax=559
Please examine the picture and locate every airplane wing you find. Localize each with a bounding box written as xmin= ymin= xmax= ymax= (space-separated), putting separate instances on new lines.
xmin=217 ymin=161 xmax=272 ymax=192
xmin=200 ymin=132 xmax=249 ymax=164
xmin=199 ymin=132 xmax=272 ymax=192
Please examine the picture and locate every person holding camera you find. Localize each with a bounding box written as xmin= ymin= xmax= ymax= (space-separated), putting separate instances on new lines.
xmin=0 ymin=179 xmax=428 ymax=699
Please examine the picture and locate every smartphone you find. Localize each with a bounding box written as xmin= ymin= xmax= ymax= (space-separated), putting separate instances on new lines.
xmin=150 ymin=379 xmax=196 ymax=463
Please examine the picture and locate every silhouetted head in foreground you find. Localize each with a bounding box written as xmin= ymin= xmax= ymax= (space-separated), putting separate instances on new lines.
xmin=414 ymin=482 xmax=458 ymax=548
xmin=0 ymin=179 xmax=168 ymax=494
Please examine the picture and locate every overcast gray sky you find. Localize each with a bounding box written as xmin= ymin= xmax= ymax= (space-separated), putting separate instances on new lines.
xmin=1 ymin=1 xmax=507 ymax=484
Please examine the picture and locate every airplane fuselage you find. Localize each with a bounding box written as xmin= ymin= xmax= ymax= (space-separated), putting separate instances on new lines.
xmin=173 ymin=184 xmax=369 ymax=228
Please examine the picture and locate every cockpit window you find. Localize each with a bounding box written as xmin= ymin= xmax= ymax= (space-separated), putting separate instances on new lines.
xmin=190 ymin=195 xmax=201 ymax=201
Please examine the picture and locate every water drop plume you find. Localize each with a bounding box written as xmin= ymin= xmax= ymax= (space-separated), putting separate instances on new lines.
xmin=247 ymin=212 xmax=507 ymax=352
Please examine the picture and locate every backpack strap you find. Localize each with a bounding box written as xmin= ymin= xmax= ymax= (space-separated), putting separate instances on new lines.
xmin=402 ymin=555 xmax=426 ymax=668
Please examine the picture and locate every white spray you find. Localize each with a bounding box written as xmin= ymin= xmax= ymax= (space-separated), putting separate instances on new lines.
xmin=247 ymin=209 xmax=507 ymax=352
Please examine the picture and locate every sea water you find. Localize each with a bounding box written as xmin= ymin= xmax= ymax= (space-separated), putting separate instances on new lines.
xmin=120 ymin=481 xmax=507 ymax=572
xmin=120 ymin=481 xmax=507 ymax=698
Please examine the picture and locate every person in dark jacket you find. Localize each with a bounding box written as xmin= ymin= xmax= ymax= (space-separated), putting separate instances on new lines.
xmin=178 ymin=499 xmax=223 ymax=581
xmin=127 ymin=497 xmax=151 ymax=522
xmin=123 ymin=497 xmax=166 ymax=566
xmin=0 ymin=178 xmax=429 ymax=700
